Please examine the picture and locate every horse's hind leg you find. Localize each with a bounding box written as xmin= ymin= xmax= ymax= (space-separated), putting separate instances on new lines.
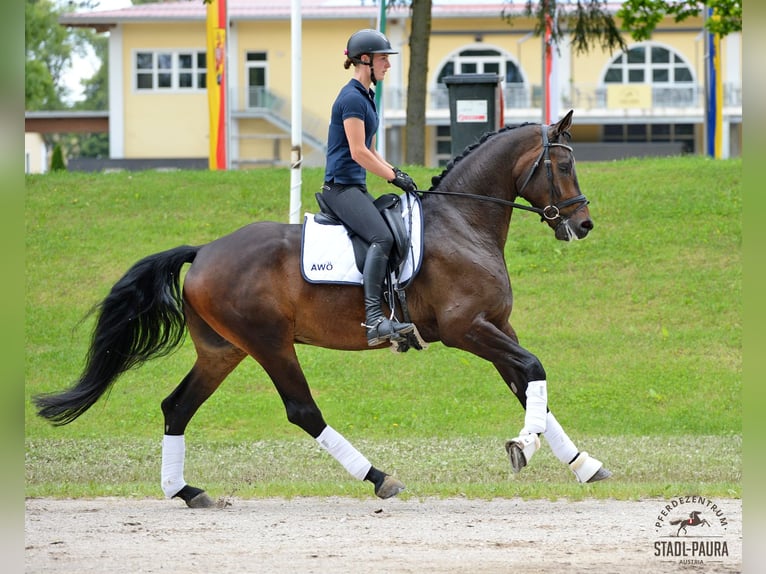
xmin=160 ymin=319 xmax=246 ymax=508
xmin=246 ymin=341 xmax=405 ymax=499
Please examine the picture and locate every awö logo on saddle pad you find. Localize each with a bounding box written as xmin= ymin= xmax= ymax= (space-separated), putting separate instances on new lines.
xmin=652 ymin=496 xmax=732 ymax=568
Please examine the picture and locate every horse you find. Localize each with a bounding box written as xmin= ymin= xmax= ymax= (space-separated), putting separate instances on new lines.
xmin=34 ymin=110 xmax=611 ymax=508
xmin=670 ymin=511 xmax=712 ymax=536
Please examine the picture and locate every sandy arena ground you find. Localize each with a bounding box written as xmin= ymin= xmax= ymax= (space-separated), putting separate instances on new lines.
xmin=25 ymin=496 xmax=742 ymax=573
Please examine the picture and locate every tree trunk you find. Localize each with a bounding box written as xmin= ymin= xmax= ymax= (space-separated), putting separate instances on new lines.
xmin=404 ymin=0 xmax=431 ymax=165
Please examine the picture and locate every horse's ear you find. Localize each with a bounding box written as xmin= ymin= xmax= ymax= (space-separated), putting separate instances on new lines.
xmin=551 ymin=109 xmax=574 ymax=137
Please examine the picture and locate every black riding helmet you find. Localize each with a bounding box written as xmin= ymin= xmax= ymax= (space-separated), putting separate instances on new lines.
xmin=346 ymin=29 xmax=396 ymax=85
xmin=346 ymin=28 xmax=397 ymax=62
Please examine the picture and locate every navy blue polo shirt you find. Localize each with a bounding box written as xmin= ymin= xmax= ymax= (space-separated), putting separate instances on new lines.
xmin=324 ymin=79 xmax=378 ymax=185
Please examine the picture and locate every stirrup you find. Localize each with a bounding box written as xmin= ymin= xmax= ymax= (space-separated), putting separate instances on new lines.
xmin=363 ymin=318 xmax=414 ymax=346
xmin=505 ymin=433 xmax=540 ymax=473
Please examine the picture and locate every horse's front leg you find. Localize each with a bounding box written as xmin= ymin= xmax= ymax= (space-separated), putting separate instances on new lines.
xmin=448 ymin=318 xmax=611 ymax=483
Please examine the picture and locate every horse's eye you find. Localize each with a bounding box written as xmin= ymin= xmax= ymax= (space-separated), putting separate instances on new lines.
xmin=558 ymin=162 xmax=572 ymax=175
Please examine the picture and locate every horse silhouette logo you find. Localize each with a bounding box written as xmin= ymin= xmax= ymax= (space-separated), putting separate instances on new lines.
xmin=670 ymin=510 xmax=712 ymax=536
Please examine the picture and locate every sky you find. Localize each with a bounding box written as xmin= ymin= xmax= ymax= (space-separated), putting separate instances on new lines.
xmin=63 ymin=0 xmax=133 ymax=103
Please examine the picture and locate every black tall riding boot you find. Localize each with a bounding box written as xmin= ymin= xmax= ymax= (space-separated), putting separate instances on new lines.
xmin=362 ymin=243 xmax=415 ymax=346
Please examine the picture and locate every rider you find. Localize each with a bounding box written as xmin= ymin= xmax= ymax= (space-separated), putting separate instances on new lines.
xmin=319 ymin=29 xmax=418 ymax=346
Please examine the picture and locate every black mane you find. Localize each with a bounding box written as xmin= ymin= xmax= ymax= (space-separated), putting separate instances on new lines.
xmin=428 ymin=123 xmax=538 ymax=191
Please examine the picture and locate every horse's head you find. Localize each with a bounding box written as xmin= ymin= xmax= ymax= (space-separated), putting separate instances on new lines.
xmin=516 ymin=110 xmax=593 ymax=241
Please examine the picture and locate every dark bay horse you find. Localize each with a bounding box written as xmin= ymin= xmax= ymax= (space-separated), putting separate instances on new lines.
xmin=34 ymin=110 xmax=611 ymax=508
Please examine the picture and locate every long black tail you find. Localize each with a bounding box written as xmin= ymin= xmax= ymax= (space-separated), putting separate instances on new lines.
xmin=34 ymin=245 xmax=200 ymax=425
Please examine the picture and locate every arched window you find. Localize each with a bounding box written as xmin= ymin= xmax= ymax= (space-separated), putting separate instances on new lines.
xmin=601 ymin=43 xmax=696 ymax=153
xmin=433 ymin=46 xmax=524 ymax=108
xmin=604 ymin=43 xmax=694 ymax=104
xmin=435 ymin=48 xmax=523 ymax=84
xmin=432 ymin=46 xmax=526 ymax=165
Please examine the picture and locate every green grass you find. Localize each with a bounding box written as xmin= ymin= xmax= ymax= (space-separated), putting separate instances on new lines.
xmin=25 ymin=156 xmax=742 ymax=499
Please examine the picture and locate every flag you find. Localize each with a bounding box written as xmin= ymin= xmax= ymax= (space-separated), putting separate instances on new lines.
xmin=706 ymin=9 xmax=723 ymax=158
xmin=206 ymin=0 xmax=227 ymax=170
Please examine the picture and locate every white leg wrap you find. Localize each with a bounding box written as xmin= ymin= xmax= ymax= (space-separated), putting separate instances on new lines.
xmin=316 ymin=425 xmax=372 ymax=481
xmin=161 ymin=434 xmax=187 ymax=498
xmin=543 ymin=411 xmax=579 ymax=465
xmin=569 ymin=451 xmax=604 ymax=483
xmin=521 ymin=380 xmax=548 ymax=435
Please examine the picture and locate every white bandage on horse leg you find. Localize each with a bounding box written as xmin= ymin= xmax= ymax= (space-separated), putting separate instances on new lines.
xmin=569 ymin=451 xmax=604 ymax=483
xmin=543 ymin=411 xmax=578 ymax=465
xmin=520 ymin=380 xmax=548 ymax=435
xmin=316 ymin=425 xmax=372 ymax=480
xmin=161 ymin=434 xmax=187 ymax=498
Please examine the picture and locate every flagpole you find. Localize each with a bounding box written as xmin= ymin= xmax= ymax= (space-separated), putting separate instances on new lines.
xmin=704 ymin=7 xmax=722 ymax=159
xmin=205 ymin=0 xmax=228 ymax=170
xmin=289 ymin=0 xmax=302 ymax=223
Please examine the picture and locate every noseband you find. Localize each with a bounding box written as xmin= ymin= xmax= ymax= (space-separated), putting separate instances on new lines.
xmin=418 ymin=126 xmax=589 ymax=224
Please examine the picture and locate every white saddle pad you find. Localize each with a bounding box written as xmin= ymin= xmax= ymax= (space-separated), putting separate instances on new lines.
xmin=300 ymin=192 xmax=423 ymax=286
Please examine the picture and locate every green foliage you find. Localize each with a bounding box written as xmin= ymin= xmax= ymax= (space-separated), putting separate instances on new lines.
xmin=519 ymin=0 xmax=627 ymax=55
xmin=26 ymin=0 xmax=108 ymax=161
xmin=618 ymin=0 xmax=742 ymax=41
xmin=74 ymin=33 xmax=108 ymax=111
xmin=25 ymin=0 xmax=72 ymax=109
xmin=503 ymin=0 xmax=742 ymax=55
xmin=24 ymin=157 xmax=741 ymax=498
xmin=49 ymin=144 xmax=66 ymax=171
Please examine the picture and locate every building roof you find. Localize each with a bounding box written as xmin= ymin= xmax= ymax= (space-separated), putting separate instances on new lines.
xmin=60 ymin=1 xmax=540 ymax=31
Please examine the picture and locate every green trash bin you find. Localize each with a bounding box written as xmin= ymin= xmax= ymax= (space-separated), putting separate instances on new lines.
xmin=443 ymin=73 xmax=504 ymax=157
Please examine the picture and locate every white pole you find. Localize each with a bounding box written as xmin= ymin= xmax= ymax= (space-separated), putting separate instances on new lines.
xmin=289 ymin=0 xmax=302 ymax=224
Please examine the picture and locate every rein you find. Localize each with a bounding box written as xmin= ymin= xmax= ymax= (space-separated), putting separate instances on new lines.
xmin=417 ymin=126 xmax=589 ymax=223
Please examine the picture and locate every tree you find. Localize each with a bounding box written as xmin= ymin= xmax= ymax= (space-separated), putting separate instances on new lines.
xmin=73 ymin=32 xmax=109 ymax=157
xmin=50 ymin=144 xmax=67 ymax=171
xmin=26 ymin=0 xmax=110 ymax=162
xmin=404 ymin=0 xmax=431 ymax=165
xmin=618 ymin=0 xmax=741 ymax=41
xmin=405 ymin=0 xmax=741 ymax=164
xmin=25 ymin=0 xmax=75 ymax=109
xmin=504 ymin=0 xmax=742 ymax=56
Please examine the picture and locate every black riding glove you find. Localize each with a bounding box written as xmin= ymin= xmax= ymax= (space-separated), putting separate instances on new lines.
xmin=388 ymin=167 xmax=417 ymax=192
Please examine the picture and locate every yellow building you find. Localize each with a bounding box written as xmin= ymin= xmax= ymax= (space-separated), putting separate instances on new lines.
xmin=61 ymin=0 xmax=742 ymax=168
xmin=25 ymin=132 xmax=48 ymax=174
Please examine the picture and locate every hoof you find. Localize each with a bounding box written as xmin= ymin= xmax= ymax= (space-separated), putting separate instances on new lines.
xmin=174 ymin=485 xmax=216 ymax=508
xmin=569 ymin=452 xmax=612 ymax=484
xmin=375 ymin=475 xmax=405 ymax=499
xmin=586 ymin=466 xmax=613 ymax=483
xmin=505 ymin=434 xmax=540 ymax=473
xmin=188 ymin=491 xmax=216 ymax=508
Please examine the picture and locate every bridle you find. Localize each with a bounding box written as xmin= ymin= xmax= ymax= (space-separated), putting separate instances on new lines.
xmin=417 ymin=126 xmax=590 ymax=224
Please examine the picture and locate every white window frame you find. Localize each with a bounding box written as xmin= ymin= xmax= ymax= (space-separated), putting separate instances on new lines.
xmin=133 ymin=49 xmax=207 ymax=93
xmin=245 ymin=51 xmax=269 ymax=109
xmin=600 ymin=42 xmax=697 ymax=152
